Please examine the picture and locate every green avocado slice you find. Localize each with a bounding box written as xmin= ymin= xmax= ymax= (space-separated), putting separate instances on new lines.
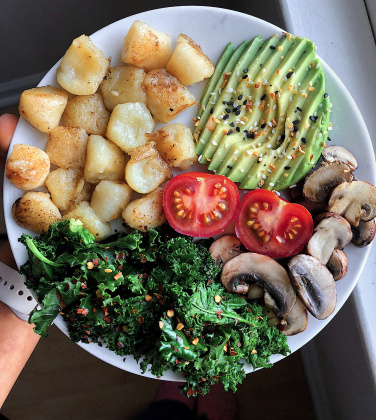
xmin=195 ymin=33 xmax=331 ymax=191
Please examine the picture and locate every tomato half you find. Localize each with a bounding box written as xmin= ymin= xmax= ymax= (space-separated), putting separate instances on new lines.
xmin=163 ymin=172 xmax=239 ymax=237
xmin=235 ymin=189 xmax=313 ymax=258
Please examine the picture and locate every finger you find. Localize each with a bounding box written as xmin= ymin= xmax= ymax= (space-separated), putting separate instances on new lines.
xmin=0 ymin=114 xmax=19 ymax=163
xmin=0 ymin=242 xmax=17 ymax=270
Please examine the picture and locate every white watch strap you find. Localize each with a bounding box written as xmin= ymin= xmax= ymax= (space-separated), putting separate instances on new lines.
xmin=0 ymin=261 xmax=38 ymax=321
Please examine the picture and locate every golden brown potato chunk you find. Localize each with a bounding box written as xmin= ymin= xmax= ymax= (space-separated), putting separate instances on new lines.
xmin=91 ymin=180 xmax=133 ymax=222
xmin=57 ymin=35 xmax=110 ymax=95
xmin=122 ymin=187 xmax=166 ymax=232
xmin=6 ymin=144 xmax=50 ymax=190
xmin=19 ymin=86 xmax=68 ymax=133
xmin=148 ymin=123 xmax=198 ymax=170
xmin=46 ymin=126 xmax=89 ymax=169
xmin=45 ymin=168 xmax=84 ymax=211
xmin=106 ymin=102 xmax=154 ymax=153
xmin=125 ymin=142 xmax=172 ymax=194
xmin=121 ymin=21 xmax=171 ymax=72
xmin=61 ymin=92 xmax=110 ymax=136
xmin=100 ymin=65 xmax=147 ymax=111
xmin=84 ymin=135 xmax=125 ymax=184
xmin=144 ymin=69 xmax=196 ymax=123
xmin=166 ymin=34 xmax=214 ymax=86
xmin=12 ymin=191 xmax=61 ymax=234
xmin=62 ymin=201 xmax=111 ymax=241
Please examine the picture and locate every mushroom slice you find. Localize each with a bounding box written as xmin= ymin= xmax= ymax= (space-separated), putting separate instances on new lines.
xmin=288 ymin=254 xmax=336 ymax=320
xmin=307 ymin=213 xmax=352 ymax=265
xmin=281 ymin=298 xmax=308 ymax=336
xmin=322 ymin=146 xmax=358 ymax=171
xmin=220 ymin=253 xmax=296 ymax=317
xmin=302 ymin=162 xmax=354 ymax=203
xmin=247 ymin=284 xmax=264 ymax=300
xmin=328 ymin=181 xmax=376 ymax=226
xmin=209 ymin=235 xmax=244 ymax=268
xmin=326 ymin=249 xmax=348 ymax=281
xmin=351 ymin=219 xmax=376 ymax=247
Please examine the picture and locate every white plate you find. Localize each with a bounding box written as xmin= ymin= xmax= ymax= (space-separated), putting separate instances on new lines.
xmin=4 ymin=6 xmax=376 ymax=381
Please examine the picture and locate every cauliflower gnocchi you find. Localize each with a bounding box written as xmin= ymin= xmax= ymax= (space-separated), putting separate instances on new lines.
xmin=57 ymin=35 xmax=110 ymax=95
xmin=122 ymin=187 xmax=166 ymax=232
xmin=46 ymin=126 xmax=89 ymax=169
xmin=61 ymin=92 xmax=110 ymax=136
xmin=6 ymin=144 xmax=50 ymax=190
xmin=166 ymin=34 xmax=214 ymax=86
xmin=125 ymin=142 xmax=172 ymax=194
xmin=144 ymin=69 xmax=196 ymax=123
xmin=100 ymin=65 xmax=147 ymax=111
xmin=18 ymin=86 xmax=68 ymax=133
xmin=106 ymin=102 xmax=154 ymax=153
xmin=121 ymin=21 xmax=171 ymax=72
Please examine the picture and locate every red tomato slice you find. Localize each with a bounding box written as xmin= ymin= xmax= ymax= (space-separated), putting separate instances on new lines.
xmin=235 ymin=189 xmax=313 ymax=258
xmin=163 ymin=173 xmax=239 ymax=238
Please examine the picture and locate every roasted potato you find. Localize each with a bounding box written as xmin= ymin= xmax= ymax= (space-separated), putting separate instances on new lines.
xmin=19 ymin=86 xmax=68 ymax=133
xmin=57 ymin=35 xmax=110 ymax=95
xmin=125 ymin=142 xmax=172 ymax=194
xmin=91 ymin=180 xmax=133 ymax=222
xmin=46 ymin=126 xmax=89 ymax=169
xmin=12 ymin=191 xmax=61 ymax=233
xmin=62 ymin=201 xmax=111 ymax=241
xmin=106 ymin=102 xmax=154 ymax=153
xmin=100 ymin=65 xmax=147 ymax=111
xmin=166 ymin=34 xmax=214 ymax=86
xmin=122 ymin=187 xmax=166 ymax=232
xmin=121 ymin=21 xmax=171 ymax=72
xmin=84 ymin=135 xmax=125 ymax=184
xmin=149 ymin=123 xmax=197 ymax=170
xmin=6 ymin=144 xmax=50 ymax=190
xmin=61 ymin=92 xmax=110 ymax=136
xmin=45 ymin=168 xmax=85 ymax=211
xmin=144 ymin=69 xmax=196 ymax=123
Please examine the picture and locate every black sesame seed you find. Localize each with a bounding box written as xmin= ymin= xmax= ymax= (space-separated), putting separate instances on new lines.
xmin=274 ymin=90 xmax=279 ymax=96
xmin=260 ymin=94 xmax=266 ymax=101
xmin=227 ymin=165 xmax=233 ymax=169
xmin=244 ymin=130 xmax=248 ymax=134
xmin=324 ymin=93 xmax=329 ymax=98
xmin=247 ymin=132 xmax=255 ymax=139
xmin=328 ymin=137 xmax=331 ymax=141
xmin=236 ymin=127 xmax=240 ymax=132
xmin=235 ymin=110 xmax=241 ymax=116
xmin=229 ymin=122 xmax=235 ymax=127
xmin=297 ymin=106 xmax=303 ymax=112
xmin=225 ymin=108 xmax=231 ymax=113
xmin=286 ymin=71 xmax=294 ymax=78
xmin=227 ymin=101 xmax=233 ymax=106
xmin=169 ymin=108 xmax=174 ymax=112
xmin=301 ymin=137 xmax=306 ymax=143
xmin=227 ymin=130 xmax=233 ymax=135
xmin=293 ymin=126 xmax=298 ymax=132
xmin=270 ymin=45 xmax=276 ymax=49
xmin=223 ymin=114 xmax=229 ymax=120
xmin=309 ymin=115 xmax=318 ymax=122
xmin=238 ymin=94 xmax=243 ymax=100
xmin=242 ymin=74 xmax=248 ymax=79
xmin=281 ymin=134 xmax=286 ymax=141
xmin=261 ymin=123 xmax=266 ymax=129
xmin=210 ymin=108 xmax=214 ymax=114
xmin=284 ymin=166 xmax=291 ymax=170
xmin=243 ymin=68 xmax=248 ymax=73
xmin=243 ymin=100 xmax=247 ymax=105
xmin=222 ymin=101 xmax=227 ymax=105
xmin=292 ymin=120 xmax=299 ymax=125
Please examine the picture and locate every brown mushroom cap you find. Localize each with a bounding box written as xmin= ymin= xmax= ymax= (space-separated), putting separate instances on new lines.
xmin=307 ymin=213 xmax=352 ymax=265
xmin=326 ymin=249 xmax=348 ymax=281
xmin=288 ymin=254 xmax=336 ymax=320
xmin=303 ymin=162 xmax=354 ymax=203
xmin=328 ymin=181 xmax=376 ymax=226
xmin=220 ymin=252 xmax=296 ymax=318
xmin=208 ymin=235 xmax=244 ymax=268
xmin=322 ymin=146 xmax=358 ymax=171
xmin=351 ymin=219 xmax=376 ymax=247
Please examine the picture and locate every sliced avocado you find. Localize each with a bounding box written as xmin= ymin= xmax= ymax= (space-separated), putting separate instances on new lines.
xmin=195 ymin=33 xmax=331 ymax=191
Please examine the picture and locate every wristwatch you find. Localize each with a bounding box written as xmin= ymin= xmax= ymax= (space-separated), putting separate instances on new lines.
xmin=0 ymin=261 xmax=38 ymax=321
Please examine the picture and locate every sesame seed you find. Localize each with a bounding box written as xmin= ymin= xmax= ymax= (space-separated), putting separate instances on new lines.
xmin=261 ymin=94 xmax=266 ymax=101
xmin=286 ymin=71 xmax=294 ymax=78
xmin=273 ymin=104 xmax=277 ymax=110
xmin=297 ymin=106 xmax=303 ymax=112
xmin=227 ymin=165 xmax=233 ymax=169
xmin=238 ymin=94 xmax=243 ymax=100
xmin=324 ymin=93 xmax=328 ymax=98
xmin=269 ymin=182 xmax=275 ymax=186
xmin=242 ymin=74 xmax=248 ymax=79
xmin=270 ymin=45 xmax=276 ymax=49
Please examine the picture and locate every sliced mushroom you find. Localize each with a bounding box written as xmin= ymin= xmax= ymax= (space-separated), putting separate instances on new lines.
xmin=307 ymin=212 xmax=352 ymax=265
xmin=351 ymin=219 xmax=376 ymax=247
xmin=326 ymin=249 xmax=348 ymax=281
xmin=322 ymin=146 xmax=358 ymax=171
xmin=209 ymin=235 xmax=244 ymax=268
xmin=220 ymin=253 xmax=296 ymax=317
xmin=303 ymin=162 xmax=354 ymax=203
xmin=288 ymin=254 xmax=336 ymax=320
xmin=247 ymin=284 xmax=264 ymax=300
xmin=328 ymin=181 xmax=376 ymax=226
xmin=281 ymin=298 xmax=308 ymax=336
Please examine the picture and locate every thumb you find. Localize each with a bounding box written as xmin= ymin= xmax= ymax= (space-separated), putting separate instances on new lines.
xmin=0 ymin=114 xmax=19 ymax=164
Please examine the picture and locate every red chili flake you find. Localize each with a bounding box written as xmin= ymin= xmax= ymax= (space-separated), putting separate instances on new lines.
xmin=123 ymin=358 xmax=126 ymax=362
xmin=92 ymin=259 xmax=100 ymax=267
xmin=114 ymin=273 xmax=122 ymax=281
xmin=104 ymin=316 xmax=110 ymax=323
xmin=117 ymin=265 xmax=123 ymax=270
xmin=237 ymin=342 xmax=242 ymax=348
xmin=143 ymin=273 xmax=148 ymax=279
xmin=85 ymin=330 xmax=91 ymax=335
xmin=175 ymin=359 xmax=181 ymax=364
xmin=83 ymin=335 xmax=88 ymax=339
xmin=138 ymin=274 xmax=143 ymax=279
xmin=117 ymin=342 xmax=125 ymax=349
xmin=105 ymin=257 xmax=108 ymax=261
xmin=229 ymin=350 xmax=238 ymax=356
xmin=206 ymin=279 xmax=212 ymax=286
xmin=215 ymin=310 xmax=223 ymax=320
xmin=234 ymin=318 xmax=238 ymax=326
xmin=116 ymin=253 xmax=126 ymax=260
xmin=187 ymin=388 xmax=196 ymax=397
xmin=81 ymin=283 xmax=87 ymax=289
xmin=93 ymin=308 xmax=97 ymax=313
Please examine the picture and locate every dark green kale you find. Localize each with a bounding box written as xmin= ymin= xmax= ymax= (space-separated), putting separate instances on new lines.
xmin=20 ymin=219 xmax=290 ymax=395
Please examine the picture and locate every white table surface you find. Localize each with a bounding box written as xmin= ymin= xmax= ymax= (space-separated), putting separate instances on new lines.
xmin=280 ymin=0 xmax=376 ymax=418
